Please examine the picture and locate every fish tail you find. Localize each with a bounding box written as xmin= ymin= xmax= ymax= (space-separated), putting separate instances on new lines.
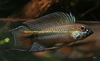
xmin=9 ymin=26 xmax=34 ymax=51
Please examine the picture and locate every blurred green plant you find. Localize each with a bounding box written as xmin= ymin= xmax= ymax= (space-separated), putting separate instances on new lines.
xmin=0 ymin=37 xmax=10 ymax=45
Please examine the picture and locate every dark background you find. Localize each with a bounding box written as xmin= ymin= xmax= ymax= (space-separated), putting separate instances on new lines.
xmin=0 ymin=0 xmax=100 ymax=61
xmin=0 ymin=0 xmax=100 ymax=20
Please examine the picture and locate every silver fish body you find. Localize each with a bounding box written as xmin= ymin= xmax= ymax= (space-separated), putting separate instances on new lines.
xmin=10 ymin=12 xmax=93 ymax=52
xmin=32 ymin=24 xmax=93 ymax=43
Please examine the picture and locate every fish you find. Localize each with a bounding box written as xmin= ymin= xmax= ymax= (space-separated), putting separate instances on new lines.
xmin=9 ymin=12 xmax=93 ymax=52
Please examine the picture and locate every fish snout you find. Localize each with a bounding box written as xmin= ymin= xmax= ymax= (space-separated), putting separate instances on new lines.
xmin=77 ymin=29 xmax=93 ymax=40
xmin=86 ymin=29 xmax=93 ymax=36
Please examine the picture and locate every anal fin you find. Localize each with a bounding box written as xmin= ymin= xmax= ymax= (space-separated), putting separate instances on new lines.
xmin=29 ymin=42 xmax=46 ymax=52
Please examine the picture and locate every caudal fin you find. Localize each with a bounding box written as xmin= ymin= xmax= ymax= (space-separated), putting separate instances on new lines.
xmin=9 ymin=26 xmax=34 ymax=51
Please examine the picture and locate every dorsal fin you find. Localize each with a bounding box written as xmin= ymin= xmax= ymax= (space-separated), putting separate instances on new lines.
xmin=23 ymin=12 xmax=76 ymax=30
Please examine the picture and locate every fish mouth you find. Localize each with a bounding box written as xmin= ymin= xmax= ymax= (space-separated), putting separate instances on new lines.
xmin=86 ymin=30 xmax=93 ymax=36
xmin=76 ymin=30 xmax=93 ymax=40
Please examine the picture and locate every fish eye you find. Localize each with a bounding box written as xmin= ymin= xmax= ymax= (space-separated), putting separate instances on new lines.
xmin=81 ymin=26 xmax=85 ymax=31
